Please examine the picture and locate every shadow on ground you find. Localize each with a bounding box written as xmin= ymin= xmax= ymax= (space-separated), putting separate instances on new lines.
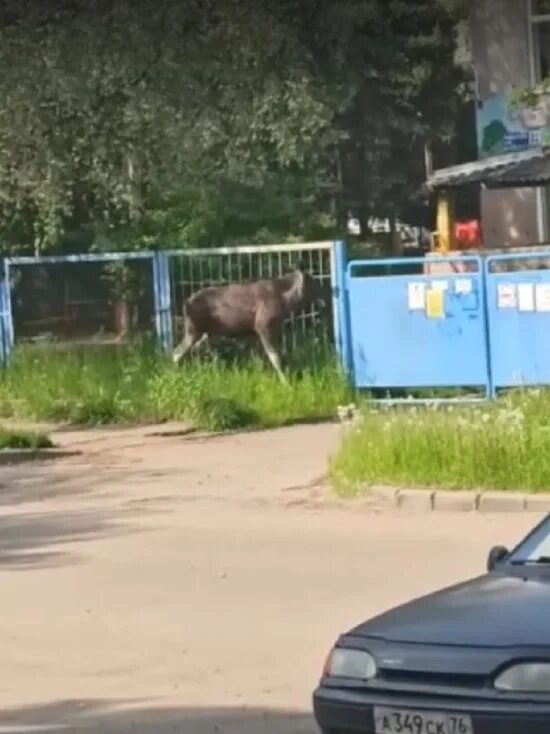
xmin=0 ymin=461 xmax=186 ymax=508
xmin=0 ymin=700 xmax=317 ymax=733
xmin=0 ymin=460 xmax=134 ymax=506
xmin=0 ymin=507 xmax=140 ymax=571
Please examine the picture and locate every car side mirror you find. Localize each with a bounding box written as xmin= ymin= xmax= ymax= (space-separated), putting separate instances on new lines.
xmin=487 ymin=545 xmax=509 ymax=572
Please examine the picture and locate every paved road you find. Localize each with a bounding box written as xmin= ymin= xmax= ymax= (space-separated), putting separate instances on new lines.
xmin=0 ymin=423 xmax=536 ymax=733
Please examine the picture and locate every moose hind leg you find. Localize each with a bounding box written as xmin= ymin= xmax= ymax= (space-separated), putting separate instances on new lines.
xmin=257 ymin=327 xmax=288 ymax=385
xmin=172 ymin=326 xmax=206 ymax=364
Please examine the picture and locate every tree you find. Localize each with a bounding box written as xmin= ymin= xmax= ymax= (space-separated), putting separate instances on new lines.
xmin=0 ymin=0 xmax=470 ymax=254
xmin=291 ymin=0 xmax=471 ymax=242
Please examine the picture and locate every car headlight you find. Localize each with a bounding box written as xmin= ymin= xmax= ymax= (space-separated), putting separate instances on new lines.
xmin=495 ymin=663 xmax=550 ymax=692
xmin=323 ymin=647 xmax=377 ymax=680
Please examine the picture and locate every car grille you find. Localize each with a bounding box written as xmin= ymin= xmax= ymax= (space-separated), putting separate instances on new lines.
xmin=379 ymin=669 xmax=486 ymax=689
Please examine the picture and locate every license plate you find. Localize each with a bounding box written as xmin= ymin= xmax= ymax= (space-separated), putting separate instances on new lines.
xmin=373 ymin=706 xmax=473 ymax=734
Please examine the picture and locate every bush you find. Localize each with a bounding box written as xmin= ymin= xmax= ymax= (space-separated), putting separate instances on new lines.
xmin=0 ymin=428 xmax=53 ymax=450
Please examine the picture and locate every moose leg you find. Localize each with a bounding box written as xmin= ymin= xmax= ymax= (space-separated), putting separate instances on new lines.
xmin=256 ymin=327 xmax=288 ymax=385
xmin=172 ymin=326 xmax=207 ymax=364
xmin=172 ymin=334 xmax=196 ymax=363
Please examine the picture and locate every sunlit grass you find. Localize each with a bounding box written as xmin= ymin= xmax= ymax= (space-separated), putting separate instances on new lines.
xmin=0 ymin=340 xmax=351 ymax=432
xmin=330 ymin=390 xmax=550 ymax=495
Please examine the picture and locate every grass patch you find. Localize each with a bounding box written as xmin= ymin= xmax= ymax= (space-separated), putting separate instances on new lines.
xmin=0 ymin=341 xmax=351 ymax=432
xmin=0 ymin=427 xmax=53 ymax=450
xmin=330 ymin=390 xmax=550 ymax=495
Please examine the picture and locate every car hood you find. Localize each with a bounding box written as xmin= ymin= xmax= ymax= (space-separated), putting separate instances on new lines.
xmin=350 ymin=572 xmax=550 ymax=648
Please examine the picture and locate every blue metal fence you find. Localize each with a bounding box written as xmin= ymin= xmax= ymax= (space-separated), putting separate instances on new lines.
xmin=6 ymin=242 xmax=550 ymax=401
xmin=0 ymin=243 xmax=335 ymax=361
xmin=333 ymin=243 xmax=550 ymax=401
xmin=334 ymin=247 xmax=491 ymax=400
xmin=2 ymin=251 xmax=170 ymax=354
xmin=484 ymin=252 xmax=550 ymax=396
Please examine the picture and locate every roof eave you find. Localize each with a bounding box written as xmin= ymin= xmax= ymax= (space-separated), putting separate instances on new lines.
xmin=425 ymin=148 xmax=546 ymax=192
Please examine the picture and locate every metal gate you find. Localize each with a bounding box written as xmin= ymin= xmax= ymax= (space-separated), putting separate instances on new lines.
xmin=334 ymin=243 xmax=491 ymax=399
xmin=0 ymin=243 xmax=338 ymax=364
xmin=3 ymin=252 xmax=167 ymax=353
xmin=165 ymin=242 xmax=335 ymax=354
xmin=485 ymin=251 xmax=550 ymax=394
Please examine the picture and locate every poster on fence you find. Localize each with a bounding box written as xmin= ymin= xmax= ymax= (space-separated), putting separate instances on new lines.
xmin=535 ymin=283 xmax=550 ymax=312
xmin=425 ymin=288 xmax=445 ymax=319
xmin=407 ymin=282 xmax=425 ymax=311
xmin=497 ymin=283 xmax=517 ymax=309
xmin=518 ymin=283 xmax=535 ymax=312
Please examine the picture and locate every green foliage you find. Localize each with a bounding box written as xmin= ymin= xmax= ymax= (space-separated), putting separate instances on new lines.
xmin=0 ymin=0 xmax=469 ymax=254
xmin=0 ymin=428 xmax=53 ymax=451
xmin=330 ymin=390 xmax=550 ymax=495
xmin=509 ymin=78 xmax=550 ymax=112
xmin=188 ymin=396 xmax=260 ymax=433
xmin=0 ymin=343 xmax=351 ymax=431
xmin=101 ymin=261 xmax=145 ymax=302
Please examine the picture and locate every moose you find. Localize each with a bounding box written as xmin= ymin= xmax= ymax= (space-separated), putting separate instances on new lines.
xmin=172 ymin=263 xmax=325 ymax=383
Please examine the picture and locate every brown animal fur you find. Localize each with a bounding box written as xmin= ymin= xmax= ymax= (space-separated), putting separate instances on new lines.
xmin=172 ymin=265 xmax=324 ymax=383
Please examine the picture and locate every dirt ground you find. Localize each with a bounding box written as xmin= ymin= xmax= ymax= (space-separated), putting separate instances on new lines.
xmin=0 ymin=422 xmax=538 ymax=733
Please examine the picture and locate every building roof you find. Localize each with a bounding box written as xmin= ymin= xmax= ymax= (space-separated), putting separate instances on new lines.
xmin=425 ymin=148 xmax=550 ymax=191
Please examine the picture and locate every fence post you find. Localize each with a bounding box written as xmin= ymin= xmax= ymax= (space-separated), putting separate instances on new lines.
xmin=332 ymin=240 xmax=353 ymax=380
xmin=152 ymin=251 xmax=173 ymax=353
xmin=0 ymin=261 xmax=14 ymax=365
xmin=480 ymin=256 xmax=495 ymax=400
xmin=0 ymin=280 xmax=6 ymax=367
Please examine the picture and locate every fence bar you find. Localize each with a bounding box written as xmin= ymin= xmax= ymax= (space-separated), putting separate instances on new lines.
xmin=0 ymin=281 xmax=8 ymax=365
xmin=348 ymin=254 xmax=481 ymax=272
xmin=2 ymin=261 xmax=14 ymax=358
xmin=333 ymin=240 xmax=353 ymax=380
xmin=163 ymin=241 xmax=333 ymax=258
xmin=7 ymin=252 xmax=155 ymax=266
xmin=485 ymin=251 xmax=550 ymax=264
xmin=152 ymin=251 xmax=173 ymax=353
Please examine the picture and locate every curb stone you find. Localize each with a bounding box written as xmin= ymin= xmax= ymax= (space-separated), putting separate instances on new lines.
xmin=478 ymin=492 xmax=526 ymax=513
xmin=0 ymin=449 xmax=80 ymax=466
xmin=525 ymin=495 xmax=550 ymax=513
xmin=366 ymin=486 xmax=550 ymax=513
xmin=370 ymin=486 xmax=399 ymax=505
xmin=396 ymin=488 xmax=434 ymax=512
xmin=433 ymin=490 xmax=479 ymax=512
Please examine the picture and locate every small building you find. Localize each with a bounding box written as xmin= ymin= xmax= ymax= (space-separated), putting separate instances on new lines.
xmin=426 ymin=0 xmax=550 ymax=252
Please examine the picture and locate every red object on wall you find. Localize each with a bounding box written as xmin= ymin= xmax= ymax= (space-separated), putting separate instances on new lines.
xmin=454 ymin=219 xmax=482 ymax=249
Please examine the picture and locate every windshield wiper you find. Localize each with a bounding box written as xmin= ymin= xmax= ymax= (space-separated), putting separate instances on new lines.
xmin=512 ymin=556 xmax=550 ymax=565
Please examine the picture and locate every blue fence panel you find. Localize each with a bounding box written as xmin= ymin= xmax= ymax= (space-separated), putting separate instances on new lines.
xmin=343 ymin=255 xmax=490 ymax=396
xmin=485 ymin=252 xmax=550 ymax=392
xmin=3 ymin=251 xmax=176 ymax=355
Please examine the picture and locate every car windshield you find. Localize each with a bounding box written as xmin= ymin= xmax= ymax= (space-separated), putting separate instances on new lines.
xmin=507 ymin=516 xmax=550 ymax=564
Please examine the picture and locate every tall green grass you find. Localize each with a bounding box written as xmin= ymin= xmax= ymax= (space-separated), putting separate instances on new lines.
xmin=0 ymin=427 xmax=53 ymax=450
xmin=0 ymin=341 xmax=350 ymax=431
xmin=330 ymin=390 xmax=550 ymax=495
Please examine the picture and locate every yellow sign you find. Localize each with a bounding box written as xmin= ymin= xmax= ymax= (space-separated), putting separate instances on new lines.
xmin=426 ymin=288 xmax=445 ymax=319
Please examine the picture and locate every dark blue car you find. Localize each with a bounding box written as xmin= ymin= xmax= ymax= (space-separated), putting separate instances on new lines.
xmin=313 ymin=513 xmax=550 ymax=734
